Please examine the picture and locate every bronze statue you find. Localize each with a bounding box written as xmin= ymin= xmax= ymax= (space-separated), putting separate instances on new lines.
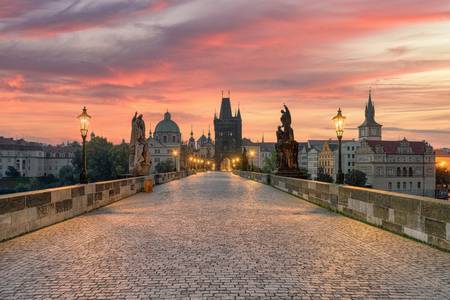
xmin=275 ymin=104 xmax=303 ymax=178
xmin=129 ymin=112 xmax=151 ymax=176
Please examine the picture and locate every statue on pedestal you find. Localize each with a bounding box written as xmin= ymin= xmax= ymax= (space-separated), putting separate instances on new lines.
xmin=275 ymin=104 xmax=305 ymax=178
xmin=129 ymin=112 xmax=151 ymax=176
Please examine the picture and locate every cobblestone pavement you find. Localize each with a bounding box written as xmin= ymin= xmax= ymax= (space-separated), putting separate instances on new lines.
xmin=1 ymin=172 xmax=449 ymax=299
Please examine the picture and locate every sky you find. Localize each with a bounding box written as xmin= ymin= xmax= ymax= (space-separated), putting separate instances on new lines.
xmin=0 ymin=0 xmax=449 ymax=147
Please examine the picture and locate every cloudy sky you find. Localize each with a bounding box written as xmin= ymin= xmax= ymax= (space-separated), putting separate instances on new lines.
xmin=0 ymin=0 xmax=449 ymax=146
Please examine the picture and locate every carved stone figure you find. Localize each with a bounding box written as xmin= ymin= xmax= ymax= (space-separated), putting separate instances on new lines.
xmin=275 ymin=104 xmax=304 ymax=178
xmin=129 ymin=112 xmax=151 ymax=176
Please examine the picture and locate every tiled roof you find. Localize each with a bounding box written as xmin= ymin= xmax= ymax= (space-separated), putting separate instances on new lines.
xmin=367 ymin=140 xmax=429 ymax=155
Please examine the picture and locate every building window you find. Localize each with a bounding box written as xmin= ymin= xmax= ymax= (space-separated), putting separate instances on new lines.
xmin=397 ymin=167 xmax=401 ymax=177
xmin=409 ymin=182 xmax=412 ymax=190
xmin=397 ymin=182 xmax=400 ymax=189
xmin=402 ymin=167 xmax=407 ymax=177
xmin=163 ymin=135 xmax=167 ymax=143
xmin=388 ymin=182 xmax=392 ymax=190
xmin=403 ymin=182 xmax=406 ymax=190
xmin=408 ymin=167 xmax=413 ymax=177
xmin=417 ymin=182 xmax=421 ymax=189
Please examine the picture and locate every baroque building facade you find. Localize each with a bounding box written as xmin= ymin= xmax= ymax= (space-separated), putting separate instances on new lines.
xmin=148 ymin=111 xmax=182 ymax=173
xmin=0 ymin=137 xmax=76 ymax=178
xmin=354 ymin=91 xmax=435 ymax=197
xmin=214 ymin=95 xmax=242 ymax=170
xmin=303 ymin=139 xmax=359 ymax=181
xmin=242 ymin=137 xmax=276 ymax=170
xmin=355 ymin=139 xmax=435 ymax=197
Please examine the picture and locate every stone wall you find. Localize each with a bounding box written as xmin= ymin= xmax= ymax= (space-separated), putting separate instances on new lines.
xmin=235 ymin=171 xmax=450 ymax=251
xmin=0 ymin=171 xmax=189 ymax=242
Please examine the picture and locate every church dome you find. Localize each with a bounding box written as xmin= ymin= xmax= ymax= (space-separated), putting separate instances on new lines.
xmin=155 ymin=111 xmax=180 ymax=133
xmin=197 ymin=134 xmax=208 ymax=146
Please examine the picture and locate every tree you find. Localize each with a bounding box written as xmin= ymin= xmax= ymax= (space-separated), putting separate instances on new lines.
xmin=59 ymin=165 xmax=76 ymax=185
xmin=316 ymin=168 xmax=333 ymax=183
xmin=345 ymin=169 xmax=368 ymax=187
xmin=87 ymin=135 xmax=114 ymax=181
xmin=5 ymin=166 xmax=20 ymax=178
xmin=155 ymin=160 xmax=174 ymax=173
xmin=436 ymin=167 xmax=450 ymax=185
xmin=110 ymin=139 xmax=130 ymax=178
xmin=262 ymin=150 xmax=277 ymax=173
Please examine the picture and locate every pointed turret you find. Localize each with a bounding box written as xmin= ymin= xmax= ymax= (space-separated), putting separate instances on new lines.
xmin=188 ymin=125 xmax=196 ymax=149
xmin=219 ymin=97 xmax=233 ymax=120
xmin=358 ymin=89 xmax=382 ymax=141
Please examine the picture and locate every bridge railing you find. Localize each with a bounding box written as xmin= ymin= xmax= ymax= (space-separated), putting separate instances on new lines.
xmin=0 ymin=171 xmax=191 ymax=242
xmin=234 ymin=170 xmax=450 ymax=251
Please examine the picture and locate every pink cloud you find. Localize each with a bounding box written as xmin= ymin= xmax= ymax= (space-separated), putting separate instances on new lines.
xmin=0 ymin=1 xmax=449 ymax=147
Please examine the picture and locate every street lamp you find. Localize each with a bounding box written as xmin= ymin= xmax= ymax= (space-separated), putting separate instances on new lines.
xmin=332 ymin=108 xmax=346 ymax=184
xmin=172 ymin=149 xmax=179 ymax=171
xmin=189 ymin=156 xmax=193 ymax=170
xmin=249 ymin=150 xmax=255 ymax=170
xmin=77 ymin=106 xmax=91 ymax=184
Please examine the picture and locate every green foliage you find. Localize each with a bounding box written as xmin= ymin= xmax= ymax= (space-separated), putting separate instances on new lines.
xmin=262 ymin=150 xmax=277 ymax=174
xmin=72 ymin=135 xmax=131 ymax=182
xmin=86 ymin=135 xmax=114 ymax=181
xmin=344 ymin=169 xmax=368 ymax=187
xmin=436 ymin=167 xmax=450 ymax=185
xmin=316 ymin=168 xmax=333 ymax=183
xmin=110 ymin=139 xmax=130 ymax=178
xmin=155 ymin=160 xmax=175 ymax=173
xmin=59 ymin=165 xmax=76 ymax=185
xmin=5 ymin=166 xmax=20 ymax=178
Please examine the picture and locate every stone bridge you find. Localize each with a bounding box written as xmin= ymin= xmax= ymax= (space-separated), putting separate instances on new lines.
xmin=0 ymin=172 xmax=449 ymax=299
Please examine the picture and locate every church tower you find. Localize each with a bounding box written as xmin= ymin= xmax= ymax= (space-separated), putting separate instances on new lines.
xmin=358 ymin=90 xmax=382 ymax=141
xmin=214 ymin=92 xmax=242 ymax=170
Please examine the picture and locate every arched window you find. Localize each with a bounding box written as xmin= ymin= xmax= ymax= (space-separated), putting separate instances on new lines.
xmin=408 ymin=167 xmax=413 ymax=177
xmin=402 ymin=167 xmax=407 ymax=177
xmin=397 ymin=167 xmax=401 ymax=176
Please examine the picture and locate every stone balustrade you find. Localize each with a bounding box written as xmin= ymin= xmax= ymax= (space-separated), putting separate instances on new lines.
xmin=234 ymin=170 xmax=450 ymax=251
xmin=0 ymin=171 xmax=190 ymax=242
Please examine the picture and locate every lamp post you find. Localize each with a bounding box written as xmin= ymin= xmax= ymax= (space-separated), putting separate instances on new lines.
xmin=172 ymin=149 xmax=179 ymax=172
xmin=332 ymin=108 xmax=346 ymax=184
xmin=189 ymin=156 xmax=193 ymax=170
xmin=249 ymin=150 xmax=255 ymax=171
xmin=77 ymin=106 xmax=91 ymax=184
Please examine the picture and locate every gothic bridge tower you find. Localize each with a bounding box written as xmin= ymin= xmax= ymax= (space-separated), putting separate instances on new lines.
xmin=214 ymin=92 xmax=242 ymax=170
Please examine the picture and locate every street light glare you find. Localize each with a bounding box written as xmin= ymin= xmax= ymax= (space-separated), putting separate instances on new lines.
xmin=77 ymin=106 xmax=91 ymax=138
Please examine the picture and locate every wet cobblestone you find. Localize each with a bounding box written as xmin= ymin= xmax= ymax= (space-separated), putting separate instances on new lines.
xmin=0 ymin=172 xmax=449 ymax=299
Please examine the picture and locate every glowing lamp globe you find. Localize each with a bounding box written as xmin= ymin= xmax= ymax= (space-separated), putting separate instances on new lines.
xmin=77 ymin=107 xmax=91 ymax=138
xmin=332 ymin=108 xmax=346 ymax=139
